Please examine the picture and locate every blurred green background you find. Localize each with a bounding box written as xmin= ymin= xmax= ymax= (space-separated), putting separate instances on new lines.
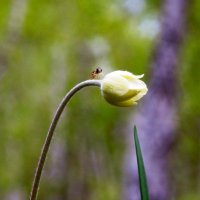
xmin=0 ymin=0 xmax=200 ymax=199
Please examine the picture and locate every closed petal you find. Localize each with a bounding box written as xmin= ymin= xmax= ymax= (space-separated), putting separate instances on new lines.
xmin=101 ymin=70 xmax=148 ymax=107
xmin=112 ymin=98 xmax=137 ymax=107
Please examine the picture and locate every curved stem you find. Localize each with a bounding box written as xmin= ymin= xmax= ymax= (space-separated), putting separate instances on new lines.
xmin=30 ymin=80 xmax=101 ymax=200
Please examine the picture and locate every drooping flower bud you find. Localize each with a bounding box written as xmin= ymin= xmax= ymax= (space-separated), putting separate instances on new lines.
xmin=101 ymin=70 xmax=148 ymax=107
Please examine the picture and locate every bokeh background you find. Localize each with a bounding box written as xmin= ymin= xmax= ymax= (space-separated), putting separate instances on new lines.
xmin=0 ymin=0 xmax=200 ymax=199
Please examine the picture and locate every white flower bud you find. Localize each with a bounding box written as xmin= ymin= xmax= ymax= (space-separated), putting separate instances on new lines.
xmin=101 ymin=70 xmax=148 ymax=107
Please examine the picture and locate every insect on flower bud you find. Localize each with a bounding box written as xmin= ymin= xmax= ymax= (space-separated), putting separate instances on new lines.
xmin=100 ymin=70 xmax=148 ymax=107
xmin=90 ymin=67 xmax=104 ymax=80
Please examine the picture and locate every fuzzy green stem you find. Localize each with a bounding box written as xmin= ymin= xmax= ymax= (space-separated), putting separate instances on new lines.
xmin=30 ymin=80 xmax=101 ymax=200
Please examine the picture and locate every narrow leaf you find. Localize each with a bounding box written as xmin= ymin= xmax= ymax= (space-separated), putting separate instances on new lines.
xmin=134 ymin=126 xmax=149 ymax=200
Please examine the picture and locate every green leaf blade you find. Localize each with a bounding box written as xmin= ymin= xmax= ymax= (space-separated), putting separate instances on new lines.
xmin=134 ymin=126 xmax=150 ymax=200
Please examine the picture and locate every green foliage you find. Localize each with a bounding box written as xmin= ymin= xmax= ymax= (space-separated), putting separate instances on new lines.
xmin=134 ymin=126 xmax=149 ymax=200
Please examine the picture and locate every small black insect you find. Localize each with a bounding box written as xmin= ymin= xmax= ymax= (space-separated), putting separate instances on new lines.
xmin=90 ymin=67 xmax=103 ymax=79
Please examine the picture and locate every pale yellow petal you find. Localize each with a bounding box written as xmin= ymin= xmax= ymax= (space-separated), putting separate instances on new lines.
xmin=100 ymin=70 xmax=148 ymax=107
